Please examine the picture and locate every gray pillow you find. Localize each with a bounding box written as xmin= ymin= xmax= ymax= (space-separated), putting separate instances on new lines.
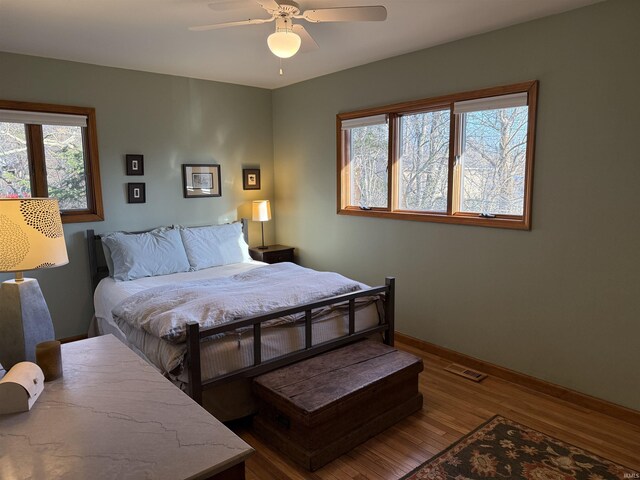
xmin=179 ymin=223 xmax=250 ymax=271
xmin=101 ymin=228 xmax=190 ymax=281
xmin=101 ymin=241 xmax=115 ymax=277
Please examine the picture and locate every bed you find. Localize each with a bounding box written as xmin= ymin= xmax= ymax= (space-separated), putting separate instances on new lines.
xmin=87 ymin=220 xmax=395 ymax=420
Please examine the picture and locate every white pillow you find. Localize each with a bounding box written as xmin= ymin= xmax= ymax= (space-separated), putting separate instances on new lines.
xmin=179 ymin=223 xmax=250 ymax=271
xmin=101 ymin=228 xmax=191 ymax=281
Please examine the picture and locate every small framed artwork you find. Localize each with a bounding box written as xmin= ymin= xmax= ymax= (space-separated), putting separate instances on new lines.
xmin=182 ymin=164 xmax=222 ymax=198
xmin=127 ymin=183 xmax=146 ymax=203
xmin=126 ymin=154 xmax=144 ymax=175
xmin=243 ymin=169 xmax=261 ymax=190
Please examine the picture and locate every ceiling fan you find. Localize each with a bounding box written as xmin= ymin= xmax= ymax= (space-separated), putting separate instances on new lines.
xmin=189 ymin=0 xmax=387 ymax=60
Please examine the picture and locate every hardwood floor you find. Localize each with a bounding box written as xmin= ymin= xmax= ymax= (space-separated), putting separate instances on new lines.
xmin=231 ymin=340 xmax=640 ymax=479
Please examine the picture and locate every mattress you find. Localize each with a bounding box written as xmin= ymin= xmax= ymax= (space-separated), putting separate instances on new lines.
xmin=93 ymin=261 xmax=381 ymax=384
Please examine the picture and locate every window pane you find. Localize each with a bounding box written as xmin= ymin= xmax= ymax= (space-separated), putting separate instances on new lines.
xmin=459 ymin=106 xmax=528 ymax=215
xmin=0 ymin=122 xmax=32 ymax=198
xmin=398 ymin=110 xmax=450 ymax=212
xmin=349 ymin=121 xmax=389 ymax=208
xmin=42 ymin=124 xmax=88 ymax=210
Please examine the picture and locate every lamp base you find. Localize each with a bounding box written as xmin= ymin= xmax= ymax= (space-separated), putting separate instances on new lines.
xmin=256 ymin=246 xmax=269 ymax=250
xmin=0 ymin=278 xmax=55 ymax=370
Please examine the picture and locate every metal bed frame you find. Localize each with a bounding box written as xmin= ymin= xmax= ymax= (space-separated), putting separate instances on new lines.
xmin=87 ymin=220 xmax=395 ymax=405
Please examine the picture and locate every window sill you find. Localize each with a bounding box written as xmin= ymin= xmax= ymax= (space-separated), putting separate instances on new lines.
xmin=61 ymin=211 xmax=104 ymax=223
xmin=338 ymin=207 xmax=530 ymax=230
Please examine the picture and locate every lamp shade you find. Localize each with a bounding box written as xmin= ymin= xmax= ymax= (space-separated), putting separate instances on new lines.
xmin=0 ymin=198 xmax=68 ymax=273
xmin=252 ymin=200 xmax=272 ymax=222
xmin=267 ymin=31 xmax=302 ymax=59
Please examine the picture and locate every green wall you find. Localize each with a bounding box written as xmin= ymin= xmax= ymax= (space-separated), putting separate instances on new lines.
xmin=0 ymin=52 xmax=274 ymax=338
xmin=1 ymin=0 xmax=638 ymax=411
xmin=272 ymin=0 xmax=640 ymax=410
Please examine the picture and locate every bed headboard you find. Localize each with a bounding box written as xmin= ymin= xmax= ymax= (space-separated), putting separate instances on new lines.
xmin=87 ymin=218 xmax=250 ymax=291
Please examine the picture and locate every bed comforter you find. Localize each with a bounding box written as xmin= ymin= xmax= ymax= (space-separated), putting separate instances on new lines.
xmin=112 ymin=262 xmax=365 ymax=344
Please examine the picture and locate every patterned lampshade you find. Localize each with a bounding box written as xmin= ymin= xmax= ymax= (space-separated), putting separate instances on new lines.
xmin=0 ymin=198 xmax=69 ymax=273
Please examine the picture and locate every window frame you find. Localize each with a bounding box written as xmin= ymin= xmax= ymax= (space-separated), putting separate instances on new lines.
xmin=337 ymin=81 xmax=538 ymax=230
xmin=0 ymin=99 xmax=104 ymax=223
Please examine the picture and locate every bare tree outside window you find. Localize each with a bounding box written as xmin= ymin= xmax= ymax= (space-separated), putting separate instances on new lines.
xmin=42 ymin=125 xmax=89 ymax=210
xmin=349 ymin=123 xmax=389 ymax=208
xmin=0 ymin=100 xmax=103 ymax=222
xmin=0 ymin=122 xmax=31 ymax=198
xmin=337 ymin=81 xmax=537 ymax=229
xmin=1 ymin=123 xmax=91 ymax=210
xmin=460 ymin=106 xmax=528 ymax=215
xmin=398 ymin=110 xmax=450 ymax=212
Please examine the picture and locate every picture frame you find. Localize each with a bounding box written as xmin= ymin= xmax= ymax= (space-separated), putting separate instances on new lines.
xmin=242 ymin=169 xmax=261 ymax=190
xmin=182 ymin=164 xmax=222 ymax=198
xmin=125 ymin=154 xmax=144 ymax=176
xmin=127 ymin=183 xmax=146 ymax=204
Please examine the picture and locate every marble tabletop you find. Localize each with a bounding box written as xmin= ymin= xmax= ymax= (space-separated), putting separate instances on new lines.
xmin=0 ymin=335 xmax=253 ymax=479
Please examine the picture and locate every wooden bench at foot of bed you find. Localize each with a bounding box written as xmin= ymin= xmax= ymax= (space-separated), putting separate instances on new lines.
xmin=252 ymin=340 xmax=424 ymax=471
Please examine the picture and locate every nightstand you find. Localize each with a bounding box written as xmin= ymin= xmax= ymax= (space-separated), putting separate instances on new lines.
xmin=250 ymin=244 xmax=295 ymax=264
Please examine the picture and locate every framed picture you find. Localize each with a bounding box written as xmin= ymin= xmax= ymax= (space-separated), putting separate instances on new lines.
xmin=127 ymin=183 xmax=146 ymax=203
xmin=126 ymin=154 xmax=144 ymax=175
xmin=242 ymin=169 xmax=261 ymax=190
xmin=182 ymin=164 xmax=222 ymax=198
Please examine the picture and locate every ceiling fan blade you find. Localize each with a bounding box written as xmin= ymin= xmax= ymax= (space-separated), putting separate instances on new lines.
xmin=188 ymin=17 xmax=274 ymax=31
xmin=292 ymin=24 xmax=319 ymax=53
xmin=207 ymin=0 xmax=255 ymax=11
xmin=300 ymin=6 xmax=387 ymax=23
xmin=256 ymin=0 xmax=281 ymax=12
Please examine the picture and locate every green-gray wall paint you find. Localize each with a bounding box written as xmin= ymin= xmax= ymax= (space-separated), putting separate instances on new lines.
xmin=1 ymin=0 xmax=638 ymax=411
xmin=272 ymin=0 xmax=640 ymax=410
xmin=0 ymin=53 xmax=274 ymax=338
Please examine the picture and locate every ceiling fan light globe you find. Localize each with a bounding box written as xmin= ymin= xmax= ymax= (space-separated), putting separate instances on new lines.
xmin=267 ymin=31 xmax=302 ymax=58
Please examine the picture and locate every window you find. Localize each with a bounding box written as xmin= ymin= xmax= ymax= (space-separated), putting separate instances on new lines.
xmin=337 ymin=81 xmax=538 ymax=229
xmin=398 ymin=108 xmax=450 ymax=212
xmin=342 ymin=115 xmax=389 ymax=208
xmin=0 ymin=100 xmax=104 ymax=222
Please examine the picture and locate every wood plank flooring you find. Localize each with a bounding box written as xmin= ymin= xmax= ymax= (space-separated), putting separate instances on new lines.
xmin=231 ymin=340 xmax=640 ymax=479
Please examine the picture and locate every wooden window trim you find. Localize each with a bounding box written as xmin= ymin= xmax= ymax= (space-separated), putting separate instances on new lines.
xmin=337 ymin=81 xmax=538 ymax=230
xmin=0 ymin=100 xmax=104 ymax=223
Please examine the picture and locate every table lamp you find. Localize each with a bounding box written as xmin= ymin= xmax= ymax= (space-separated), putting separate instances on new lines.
xmin=0 ymin=198 xmax=68 ymax=369
xmin=252 ymin=200 xmax=271 ymax=250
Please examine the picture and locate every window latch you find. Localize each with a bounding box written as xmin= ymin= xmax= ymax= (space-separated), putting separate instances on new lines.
xmin=360 ymin=206 xmax=372 ymax=211
xmin=479 ymin=213 xmax=495 ymax=218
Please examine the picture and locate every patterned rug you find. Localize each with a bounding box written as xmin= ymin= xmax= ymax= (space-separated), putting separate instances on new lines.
xmin=401 ymin=415 xmax=638 ymax=480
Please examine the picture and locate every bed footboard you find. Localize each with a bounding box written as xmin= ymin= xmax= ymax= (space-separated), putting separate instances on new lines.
xmin=186 ymin=277 xmax=395 ymax=405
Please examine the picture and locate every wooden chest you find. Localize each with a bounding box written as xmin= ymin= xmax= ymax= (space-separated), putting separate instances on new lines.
xmin=252 ymin=340 xmax=423 ymax=471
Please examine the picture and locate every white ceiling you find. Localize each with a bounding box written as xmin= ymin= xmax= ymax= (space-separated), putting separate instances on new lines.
xmin=0 ymin=0 xmax=602 ymax=89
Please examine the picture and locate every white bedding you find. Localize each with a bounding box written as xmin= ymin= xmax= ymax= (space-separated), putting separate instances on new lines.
xmin=112 ymin=262 xmax=367 ymax=342
xmin=93 ymin=261 xmax=381 ymax=384
xmin=94 ymin=260 xmax=266 ymax=323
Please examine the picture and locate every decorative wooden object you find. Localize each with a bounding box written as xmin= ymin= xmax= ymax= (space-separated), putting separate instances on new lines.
xmin=35 ymin=340 xmax=63 ymax=381
xmin=0 ymin=362 xmax=44 ymax=414
xmin=252 ymin=340 xmax=423 ymax=471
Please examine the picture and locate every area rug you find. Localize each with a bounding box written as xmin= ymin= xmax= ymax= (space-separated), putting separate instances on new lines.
xmin=401 ymin=415 xmax=638 ymax=480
